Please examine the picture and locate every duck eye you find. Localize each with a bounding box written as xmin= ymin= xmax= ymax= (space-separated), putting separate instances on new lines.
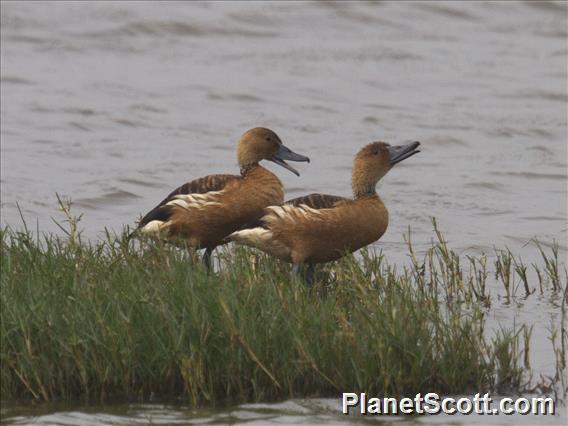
xmin=265 ymin=137 xmax=271 ymax=142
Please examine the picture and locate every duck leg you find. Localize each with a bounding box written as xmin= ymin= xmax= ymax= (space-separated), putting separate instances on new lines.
xmin=202 ymin=248 xmax=213 ymax=271
xmin=291 ymin=263 xmax=315 ymax=286
xmin=291 ymin=264 xmax=301 ymax=276
xmin=305 ymin=263 xmax=315 ymax=286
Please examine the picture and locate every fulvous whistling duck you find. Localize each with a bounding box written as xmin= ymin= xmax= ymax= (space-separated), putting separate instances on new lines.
xmin=134 ymin=127 xmax=310 ymax=268
xmin=228 ymin=140 xmax=420 ymax=283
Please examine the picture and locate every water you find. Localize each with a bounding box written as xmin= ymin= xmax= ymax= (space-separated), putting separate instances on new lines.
xmin=1 ymin=1 xmax=567 ymax=424
xmin=2 ymin=397 xmax=567 ymax=425
xmin=1 ymin=398 xmax=566 ymax=425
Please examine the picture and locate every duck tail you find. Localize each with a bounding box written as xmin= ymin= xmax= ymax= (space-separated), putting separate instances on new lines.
xmin=228 ymin=228 xmax=290 ymax=260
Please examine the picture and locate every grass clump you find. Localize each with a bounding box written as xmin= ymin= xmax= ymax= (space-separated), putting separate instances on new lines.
xmin=0 ymin=216 xmax=565 ymax=405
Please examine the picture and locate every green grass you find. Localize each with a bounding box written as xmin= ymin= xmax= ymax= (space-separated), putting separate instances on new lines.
xmin=0 ymin=215 xmax=566 ymax=405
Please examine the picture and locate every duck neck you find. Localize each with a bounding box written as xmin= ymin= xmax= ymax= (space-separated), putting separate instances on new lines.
xmin=353 ymin=183 xmax=377 ymax=199
xmin=240 ymin=162 xmax=260 ymax=176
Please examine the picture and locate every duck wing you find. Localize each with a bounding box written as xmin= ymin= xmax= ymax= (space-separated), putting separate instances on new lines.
xmin=238 ymin=193 xmax=348 ymax=230
xmin=137 ymin=174 xmax=239 ymax=230
xmin=285 ymin=193 xmax=347 ymax=210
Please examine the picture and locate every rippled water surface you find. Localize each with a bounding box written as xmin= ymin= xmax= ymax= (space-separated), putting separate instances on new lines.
xmin=1 ymin=1 xmax=567 ymax=424
xmin=2 ymin=398 xmax=567 ymax=426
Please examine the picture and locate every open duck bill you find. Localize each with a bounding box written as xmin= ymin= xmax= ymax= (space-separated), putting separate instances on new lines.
xmin=268 ymin=144 xmax=310 ymax=176
xmin=388 ymin=141 xmax=421 ymax=166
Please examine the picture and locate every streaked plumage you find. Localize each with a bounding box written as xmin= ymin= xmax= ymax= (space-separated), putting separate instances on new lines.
xmin=286 ymin=193 xmax=346 ymax=210
xmin=134 ymin=127 xmax=310 ymax=267
xmin=229 ymin=140 xmax=421 ymax=282
xmin=139 ymin=174 xmax=237 ymax=229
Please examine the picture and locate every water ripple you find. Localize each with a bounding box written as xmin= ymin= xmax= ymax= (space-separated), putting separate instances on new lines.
xmin=0 ymin=76 xmax=35 ymax=85
xmin=416 ymin=3 xmax=482 ymax=21
xmin=492 ymin=171 xmax=567 ymax=180
xmin=74 ymin=190 xmax=141 ymax=209
xmin=79 ymin=20 xmax=278 ymax=40
xmin=465 ymin=181 xmax=506 ymax=192
xmin=496 ymin=90 xmax=568 ymax=103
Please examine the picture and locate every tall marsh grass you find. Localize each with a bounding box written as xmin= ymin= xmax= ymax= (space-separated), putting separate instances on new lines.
xmin=1 ymin=212 xmax=566 ymax=405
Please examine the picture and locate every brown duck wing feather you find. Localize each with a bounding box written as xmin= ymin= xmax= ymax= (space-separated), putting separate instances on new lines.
xmin=236 ymin=193 xmax=347 ymax=231
xmin=138 ymin=174 xmax=239 ymax=228
xmin=285 ymin=193 xmax=347 ymax=209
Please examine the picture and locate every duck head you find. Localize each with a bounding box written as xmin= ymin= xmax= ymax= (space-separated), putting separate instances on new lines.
xmin=237 ymin=127 xmax=310 ymax=176
xmin=352 ymin=140 xmax=420 ymax=197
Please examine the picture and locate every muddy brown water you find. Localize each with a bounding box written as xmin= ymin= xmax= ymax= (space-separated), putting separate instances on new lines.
xmin=1 ymin=1 xmax=566 ymax=424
